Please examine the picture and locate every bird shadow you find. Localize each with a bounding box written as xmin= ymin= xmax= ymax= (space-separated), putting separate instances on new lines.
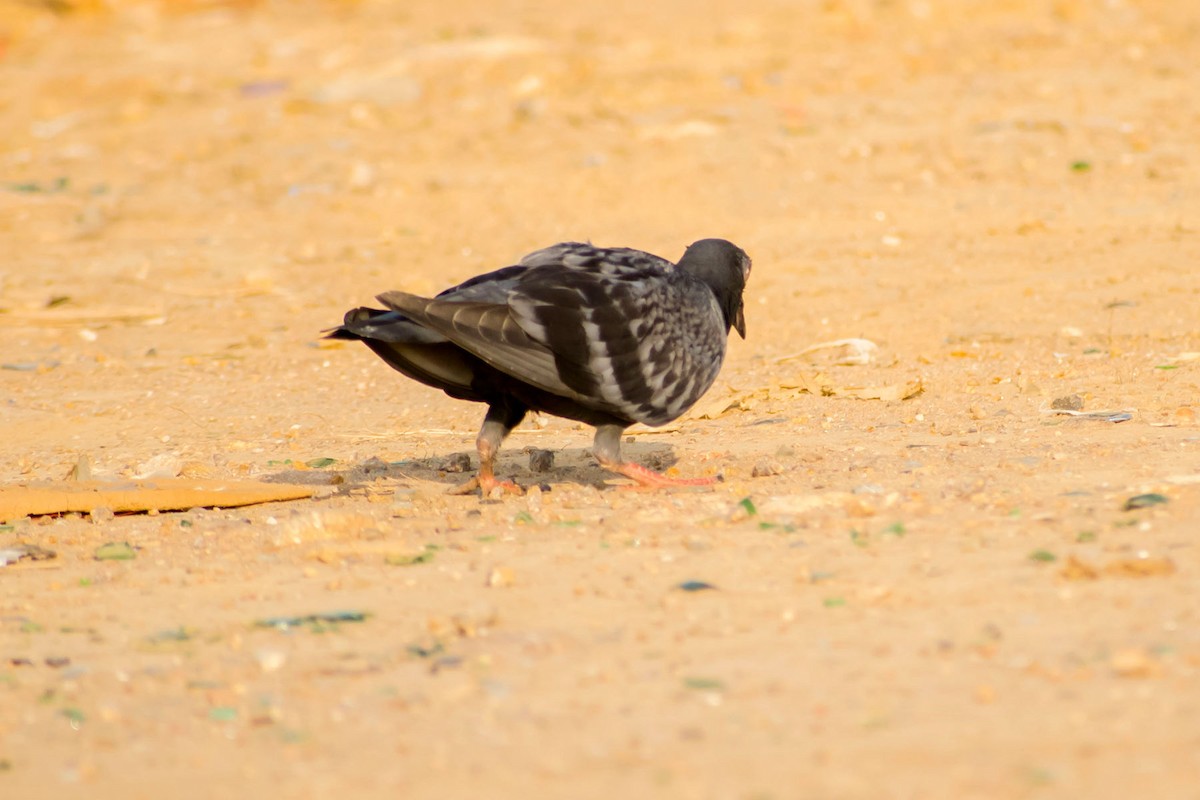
xmin=261 ymin=443 xmax=684 ymax=493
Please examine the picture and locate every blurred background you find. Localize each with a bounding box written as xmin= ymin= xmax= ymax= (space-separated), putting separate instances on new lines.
xmin=2 ymin=3 xmax=1200 ymax=798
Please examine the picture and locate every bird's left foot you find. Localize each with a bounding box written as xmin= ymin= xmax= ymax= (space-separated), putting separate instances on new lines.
xmin=480 ymin=474 xmax=524 ymax=497
xmin=447 ymin=474 xmax=524 ymax=497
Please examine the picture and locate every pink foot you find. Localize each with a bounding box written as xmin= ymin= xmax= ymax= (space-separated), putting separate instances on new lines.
xmin=611 ymin=461 xmax=717 ymax=489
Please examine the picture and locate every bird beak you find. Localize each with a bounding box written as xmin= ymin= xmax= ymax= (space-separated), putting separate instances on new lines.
xmin=733 ymin=303 xmax=746 ymax=339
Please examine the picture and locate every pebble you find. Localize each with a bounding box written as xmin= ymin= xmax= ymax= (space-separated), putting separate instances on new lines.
xmin=89 ymin=507 xmax=115 ymax=524
xmin=1051 ymin=394 xmax=1084 ymax=411
xmin=486 ymin=566 xmax=515 ymax=588
xmin=255 ymin=649 xmax=287 ymax=674
xmin=527 ymin=448 xmax=555 ymax=473
xmin=439 ymin=453 xmax=472 ymax=473
xmin=751 ymin=459 xmax=785 ymax=477
xmin=1110 ymin=648 xmax=1158 ymax=678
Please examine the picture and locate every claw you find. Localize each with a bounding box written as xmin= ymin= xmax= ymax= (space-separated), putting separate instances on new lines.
xmin=445 ymin=468 xmax=522 ymax=497
xmin=479 ymin=474 xmax=523 ymax=497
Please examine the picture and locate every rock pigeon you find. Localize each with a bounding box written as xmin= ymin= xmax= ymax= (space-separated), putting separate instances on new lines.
xmin=327 ymin=239 xmax=751 ymax=494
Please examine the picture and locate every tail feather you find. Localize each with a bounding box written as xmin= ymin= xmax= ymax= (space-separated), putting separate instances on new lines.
xmin=324 ymin=306 xmax=447 ymax=345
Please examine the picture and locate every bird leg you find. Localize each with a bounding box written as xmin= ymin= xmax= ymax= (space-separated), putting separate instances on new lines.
xmin=474 ymin=423 xmax=523 ymax=496
xmin=448 ymin=407 xmax=524 ymax=496
xmin=591 ymin=424 xmax=716 ymax=488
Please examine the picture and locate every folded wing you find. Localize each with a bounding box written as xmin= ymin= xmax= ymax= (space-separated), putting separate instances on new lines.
xmin=378 ymin=244 xmax=724 ymax=426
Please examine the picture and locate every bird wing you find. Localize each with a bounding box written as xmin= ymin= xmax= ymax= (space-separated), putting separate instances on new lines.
xmin=378 ymin=245 xmax=725 ymax=426
xmin=376 ymin=290 xmax=581 ymax=404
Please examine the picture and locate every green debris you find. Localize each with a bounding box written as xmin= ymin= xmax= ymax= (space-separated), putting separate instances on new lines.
xmin=256 ymin=610 xmax=369 ymax=632
xmin=5 ymin=177 xmax=69 ymax=193
xmin=304 ymin=457 xmax=337 ymax=468
xmin=384 ymin=546 xmax=436 ymax=566
xmin=676 ymin=580 xmax=717 ymax=592
xmin=1123 ymin=493 xmax=1168 ymax=511
xmin=209 ymin=707 xmax=237 ymax=722
xmin=683 ymin=676 xmax=726 ymax=691
xmin=1076 ymin=531 xmax=1097 ymax=543
xmin=406 ymin=641 xmax=445 ymax=659
xmin=823 ymin=596 xmax=847 ymax=608
xmin=1029 ymin=549 xmax=1057 ymax=563
xmin=1070 ymin=160 xmax=1092 ymax=172
xmin=93 ymin=542 xmax=136 ymax=561
xmin=60 ymin=707 xmax=86 ymax=724
xmin=737 ymin=497 xmax=758 ymax=517
xmin=884 ymin=522 xmax=907 ymax=537
xmin=147 ymin=626 xmax=194 ymax=643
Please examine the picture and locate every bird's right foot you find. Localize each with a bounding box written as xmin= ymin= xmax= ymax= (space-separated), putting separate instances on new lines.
xmin=608 ymin=461 xmax=718 ymax=489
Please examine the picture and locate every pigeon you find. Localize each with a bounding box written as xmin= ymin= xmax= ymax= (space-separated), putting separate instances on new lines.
xmin=327 ymin=238 xmax=751 ymax=494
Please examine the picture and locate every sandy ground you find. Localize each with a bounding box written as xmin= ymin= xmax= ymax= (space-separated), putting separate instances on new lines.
xmin=2 ymin=0 xmax=1199 ymax=797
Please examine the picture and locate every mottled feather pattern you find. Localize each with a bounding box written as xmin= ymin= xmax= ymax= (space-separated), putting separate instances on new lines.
xmin=517 ymin=242 xmax=676 ymax=276
xmin=506 ymin=249 xmax=727 ymax=425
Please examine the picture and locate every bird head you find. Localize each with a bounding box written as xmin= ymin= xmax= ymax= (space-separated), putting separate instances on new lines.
xmin=679 ymin=238 xmax=751 ymax=339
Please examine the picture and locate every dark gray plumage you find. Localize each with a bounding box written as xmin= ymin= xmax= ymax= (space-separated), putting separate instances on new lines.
xmin=327 ymin=239 xmax=751 ymax=493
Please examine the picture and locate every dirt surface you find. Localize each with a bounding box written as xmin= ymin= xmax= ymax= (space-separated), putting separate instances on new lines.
xmin=2 ymin=1 xmax=1199 ymax=797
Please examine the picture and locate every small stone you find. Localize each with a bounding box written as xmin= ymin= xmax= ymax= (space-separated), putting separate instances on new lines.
xmin=0 ymin=543 xmax=56 ymax=565
xmin=525 ymin=484 xmax=543 ymax=514
xmin=67 ymin=455 xmax=93 ymax=482
xmin=1059 ymin=556 xmax=1099 ymax=581
xmin=255 ymin=649 xmax=287 ymax=674
xmin=1051 ymin=394 xmax=1084 ymax=411
xmin=751 ymin=459 xmax=784 ymax=477
xmin=439 ymin=453 xmax=472 ymax=473
xmin=1110 ymin=648 xmax=1158 ymax=678
xmin=89 ymin=507 xmax=115 ymax=524
xmin=133 ymin=453 xmax=184 ymax=479
xmin=359 ymin=456 xmax=390 ymax=474
xmin=527 ymin=448 xmax=555 ymax=473
xmin=486 ymin=566 xmax=515 ymax=588
xmin=179 ymin=461 xmax=217 ymax=479
xmin=348 ymin=161 xmax=377 ymax=192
